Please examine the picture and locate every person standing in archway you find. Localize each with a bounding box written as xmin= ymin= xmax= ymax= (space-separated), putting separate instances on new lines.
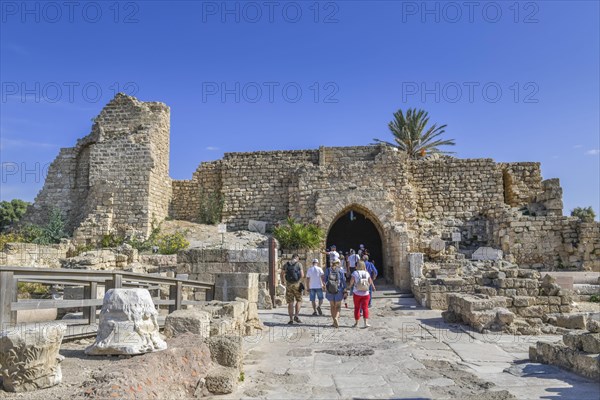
xmin=280 ymin=254 xmax=304 ymax=325
xmin=347 ymin=249 xmax=359 ymax=279
xmin=350 ymin=260 xmax=375 ymax=328
xmin=324 ymin=258 xmax=346 ymax=328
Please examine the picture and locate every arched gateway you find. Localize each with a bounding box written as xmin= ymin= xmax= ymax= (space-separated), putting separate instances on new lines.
xmin=325 ymin=204 xmax=387 ymax=280
xmin=326 ymin=209 xmax=384 ymax=278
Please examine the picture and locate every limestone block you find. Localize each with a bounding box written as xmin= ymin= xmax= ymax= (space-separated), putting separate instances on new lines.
xmin=517 ymin=306 xmax=546 ymax=318
xmin=205 ymin=366 xmax=238 ymax=395
xmin=580 ymin=333 xmax=600 ymax=354
xmin=247 ymin=302 xmax=259 ymax=321
xmin=408 ymin=253 xmax=424 ymax=279
xmin=258 ymin=288 xmax=273 ymax=310
xmin=207 ymin=335 xmax=243 ymax=369
xmin=587 ymin=319 xmax=600 ymax=333
xmin=472 ymin=247 xmax=503 ymax=261
xmin=0 ymin=322 xmax=66 ymax=392
xmin=85 ymin=289 xmax=167 ymax=355
xmin=512 ymin=296 xmax=537 ymax=307
xmin=553 ymin=314 xmax=587 ymax=330
xmin=214 ymin=273 xmax=259 ymax=302
xmin=222 ymin=301 xmax=246 ymax=321
xmin=164 ymin=309 xmax=211 ymax=338
xmin=496 ymin=309 xmax=515 ymax=325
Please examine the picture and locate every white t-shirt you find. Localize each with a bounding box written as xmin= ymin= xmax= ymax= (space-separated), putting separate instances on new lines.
xmin=348 ymin=254 xmax=359 ymax=268
xmin=328 ymin=250 xmax=340 ymax=262
xmin=306 ymin=265 xmax=324 ymax=289
xmin=352 ymin=270 xmax=370 ymax=296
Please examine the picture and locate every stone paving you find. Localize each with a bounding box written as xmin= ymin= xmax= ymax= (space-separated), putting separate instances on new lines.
xmin=221 ymin=290 xmax=600 ymax=400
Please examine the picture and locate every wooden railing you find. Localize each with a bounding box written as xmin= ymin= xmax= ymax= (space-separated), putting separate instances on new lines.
xmin=0 ymin=266 xmax=214 ymax=332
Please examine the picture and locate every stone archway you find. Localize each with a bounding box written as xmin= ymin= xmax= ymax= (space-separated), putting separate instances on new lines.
xmin=326 ymin=208 xmax=385 ymax=278
xmin=322 ymin=203 xmax=390 ymax=280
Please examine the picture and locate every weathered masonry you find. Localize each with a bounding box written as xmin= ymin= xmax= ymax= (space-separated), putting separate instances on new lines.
xmin=25 ymin=94 xmax=600 ymax=291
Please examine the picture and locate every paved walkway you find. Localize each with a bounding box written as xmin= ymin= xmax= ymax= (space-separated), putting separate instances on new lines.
xmin=222 ymin=292 xmax=600 ymax=400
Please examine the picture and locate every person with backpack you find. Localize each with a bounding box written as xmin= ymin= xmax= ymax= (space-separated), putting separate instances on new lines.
xmin=324 ymin=258 xmax=347 ymax=328
xmin=349 ymin=260 xmax=375 ymax=328
xmin=280 ymin=254 xmax=304 ymax=324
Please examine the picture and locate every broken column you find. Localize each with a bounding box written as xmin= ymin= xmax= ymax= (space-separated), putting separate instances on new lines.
xmin=0 ymin=322 xmax=66 ymax=392
xmin=85 ymin=288 xmax=167 ymax=355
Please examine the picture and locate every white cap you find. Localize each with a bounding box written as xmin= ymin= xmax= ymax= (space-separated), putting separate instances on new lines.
xmin=312 ymin=259 xmax=319 ymax=264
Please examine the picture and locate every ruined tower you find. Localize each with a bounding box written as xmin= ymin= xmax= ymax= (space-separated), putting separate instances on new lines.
xmin=24 ymin=93 xmax=171 ymax=243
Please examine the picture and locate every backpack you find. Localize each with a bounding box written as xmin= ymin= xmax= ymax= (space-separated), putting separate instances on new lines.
xmin=326 ymin=268 xmax=340 ymax=294
xmin=285 ymin=262 xmax=301 ymax=283
xmin=356 ymin=270 xmax=370 ymax=291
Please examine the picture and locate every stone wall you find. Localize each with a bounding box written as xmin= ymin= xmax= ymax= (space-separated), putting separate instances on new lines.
xmin=23 ymin=94 xmax=171 ymax=244
xmin=499 ymin=162 xmax=542 ymax=208
xmin=170 ymin=142 xmax=599 ymax=286
xmin=409 ymin=158 xmax=505 ymax=220
xmin=176 ymin=248 xmax=270 ymax=285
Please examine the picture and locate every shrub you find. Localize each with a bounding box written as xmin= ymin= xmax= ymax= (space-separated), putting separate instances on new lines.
xmin=590 ymin=295 xmax=600 ymax=303
xmin=272 ymin=218 xmax=324 ymax=250
xmin=127 ymin=220 xmax=162 ymax=252
xmin=571 ymin=206 xmax=596 ymax=223
xmin=156 ymin=231 xmax=189 ymax=254
xmin=0 ymin=232 xmax=25 ymax=250
xmin=17 ymin=282 xmax=50 ymax=298
xmin=43 ymin=208 xmax=68 ymax=243
xmin=198 ymin=191 xmax=224 ymax=225
xmin=101 ymin=232 xmax=125 ymax=248
xmin=0 ymin=199 xmax=30 ymax=231
xmin=68 ymin=244 xmax=95 ymax=257
xmin=20 ymin=223 xmax=47 ymax=243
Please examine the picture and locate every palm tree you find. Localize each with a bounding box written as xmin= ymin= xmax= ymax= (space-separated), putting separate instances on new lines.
xmin=373 ymin=108 xmax=456 ymax=159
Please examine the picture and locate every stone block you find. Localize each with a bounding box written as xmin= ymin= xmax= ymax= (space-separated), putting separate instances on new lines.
xmin=164 ymin=309 xmax=211 ymax=338
xmin=513 ymin=296 xmax=536 ymax=307
xmin=472 ymin=247 xmax=503 ymax=261
xmin=207 ymin=335 xmax=243 ymax=369
xmin=205 ymin=366 xmax=238 ymax=395
xmin=581 ymin=333 xmax=600 ymax=354
xmin=214 ymin=273 xmax=259 ymax=302
xmin=222 ymin=301 xmax=246 ymax=320
xmin=517 ymin=306 xmax=545 ymax=318
xmin=554 ymin=314 xmax=587 ymax=330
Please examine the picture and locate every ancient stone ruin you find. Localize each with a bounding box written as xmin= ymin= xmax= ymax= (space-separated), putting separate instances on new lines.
xmin=2 ymin=93 xmax=599 ymax=396
xmin=22 ymin=94 xmax=600 ymax=294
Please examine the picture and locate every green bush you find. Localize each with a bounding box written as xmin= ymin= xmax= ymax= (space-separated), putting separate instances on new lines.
xmin=272 ymin=218 xmax=324 ymax=250
xmin=17 ymin=282 xmax=50 ymax=298
xmin=571 ymin=206 xmax=596 ymax=223
xmin=590 ymin=294 xmax=600 ymax=303
xmin=198 ymin=191 xmax=224 ymax=225
xmin=127 ymin=221 xmax=162 ymax=252
xmin=101 ymin=232 xmax=125 ymax=248
xmin=156 ymin=231 xmax=189 ymax=255
xmin=0 ymin=199 xmax=30 ymax=231
xmin=0 ymin=232 xmax=25 ymax=250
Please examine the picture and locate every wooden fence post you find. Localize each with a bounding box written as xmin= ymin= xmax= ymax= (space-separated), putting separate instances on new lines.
xmin=83 ymin=281 xmax=98 ymax=324
xmin=169 ymin=281 xmax=183 ymax=314
xmin=0 ymin=271 xmax=17 ymax=328
xmin=106 ymin=273 xmax=122 ymax=291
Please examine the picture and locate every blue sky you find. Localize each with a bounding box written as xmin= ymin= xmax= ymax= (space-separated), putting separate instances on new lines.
xmin=1 ymin=1 xmax=599 ymax=218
